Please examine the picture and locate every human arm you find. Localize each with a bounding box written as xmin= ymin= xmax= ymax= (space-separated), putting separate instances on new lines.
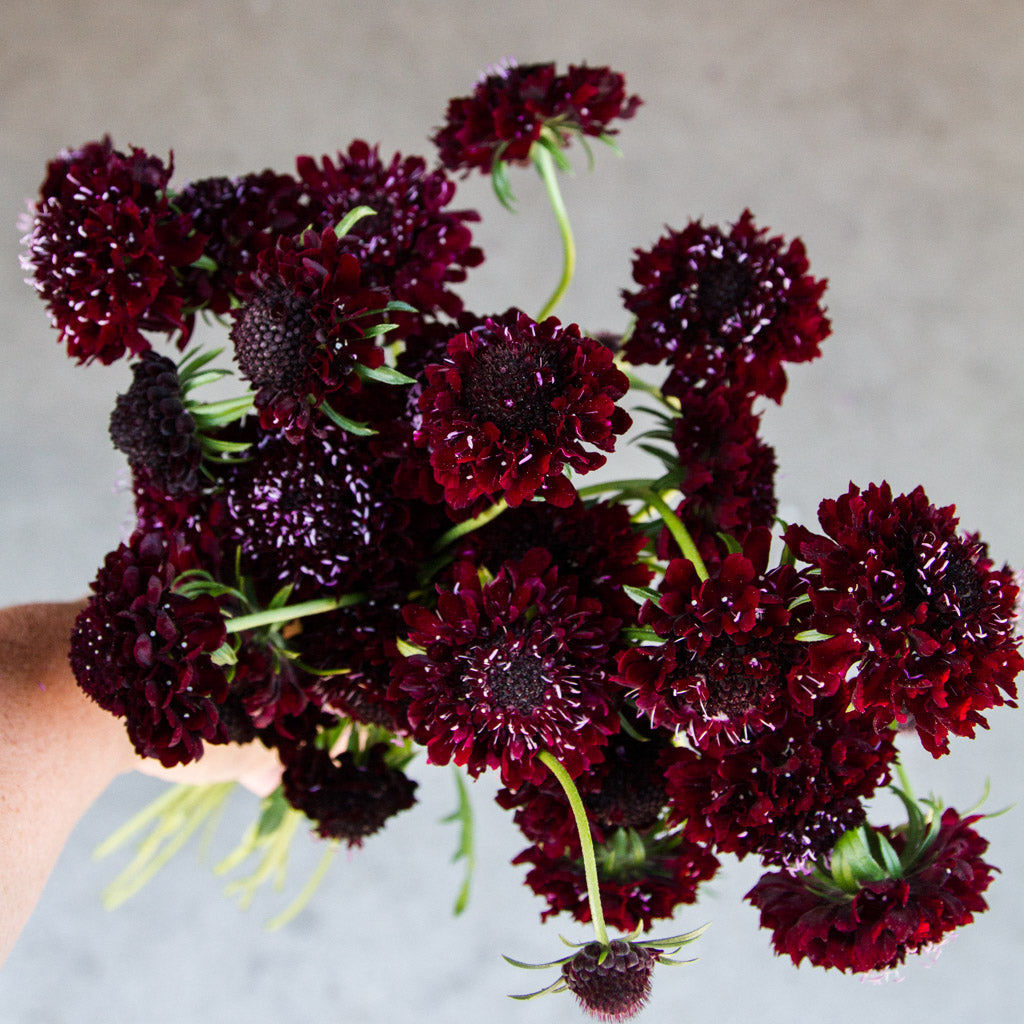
xmin=0 ymin=601 xmax=281 ymax=967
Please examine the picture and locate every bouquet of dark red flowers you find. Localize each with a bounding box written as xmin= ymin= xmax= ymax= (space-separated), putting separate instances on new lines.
xmin=21 ymin=58 xmax=1021 ymax=1021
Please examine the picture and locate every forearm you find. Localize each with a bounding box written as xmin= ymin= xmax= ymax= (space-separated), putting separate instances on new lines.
xmin=0 ymin=602 xmax=133 ymax=966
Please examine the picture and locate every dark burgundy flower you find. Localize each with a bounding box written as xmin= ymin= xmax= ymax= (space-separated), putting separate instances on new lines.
xmin=515 ymin=828 xmax=718 ymax=934
xmin=21 ymin=137 xmax=205 ymax=364
xmin=618 ymin=529 xmax=855 ymax=748
xmin=561 ymin=940 xmax=657 ymax=1022
xmin=298 ymin=140 xmax=483 ymax=321
xmin=68 ymin=529 xmax=230 ymax=766
xmin=174 ymin=170 xmax=307 ymax=314
xmin=395 ymin=550 xmax=621 ymax=790
xmin=415 ymin=309 xmax=631 ymax=509
xmin=785 ymin=482 xmax=1023 ymax=756
xmin=747 ymin=808 xmax=996 ymax=972
xmin=110 ymin=351 xmax=203 ymax=498
xmin=292 ymin=592 xmax=414 ymax=733
xmin=664 ymin=695 xmax=897 ymax=866
xmin=669 ymin=386 xmax=778 ymax=544
xmin=621 ymin=210 xmax=830 ymax=402
xmin=433 ymin=59 xmax=640 ymax=175
xmin=452 ymin=497 xmax=653 ymax=622
xmin=282 ymin=742 xmax=418 ymax=845
xmin=223 ymin=424 xmax=416 ymax=599
xmin=229 ymin=226 xmax=390 ymax=440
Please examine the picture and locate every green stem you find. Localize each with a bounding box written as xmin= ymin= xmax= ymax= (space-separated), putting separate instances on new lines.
xmin=432 ymin=498 xmax=509 ymax=551
xmin=644 ymin=490 xmax=709 ymax=582
xmin=224 ymin=593 xmax=365 ymax=634
xmin=576 ymin=478 xmax=663 ymax=499
xmin=538 ymin=750 xmax=609 ymax=947
xmin=532 ymin=144 xmax=576 ymax=322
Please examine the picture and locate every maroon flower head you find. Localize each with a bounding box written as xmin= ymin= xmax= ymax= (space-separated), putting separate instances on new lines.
xmin=415 ymin=309 xmax=631 ymax=510
xmin=561 ymin=940 xmax=657 ymax=1022
xmin=785 ymin=482 xmax=1023 ymax=756
xmin=282 ymin=742 xmax=418 ymax=845
xmin=298 ymin=140 xmax=483 ymax=321
xmin=622 ymin=210 xmax=830 ymax=402
xmin=664 ymin=694 xmax=897 ymax=866
xmin=395 ymin=551 xmax=621 ymax=790
xmin=433 ymin=59 xmax=640 ymax=174
xmin=110 ymin=351 xmax=203 ymax=498
xmin=669 ymin=386 xmax=778 ymax=544
xmin=747 ymin=808 xmax=997 ymax=972
xmin=21 ymin=137 xmax=205 ymax=364
xmin=619 ymin=529 xmax=855 ymax=748
xmin=230 ymin=226 xmax=390 ymax=440
xmin=69 ymin=529 xmax=230 ymax=766
xmin=223 ymin=425 xmax=416 ymax=599
xmin=174 ymin=169 xmax=307 ymax=314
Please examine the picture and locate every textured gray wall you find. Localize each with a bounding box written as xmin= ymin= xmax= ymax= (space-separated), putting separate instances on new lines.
xmin=1 ymin=1 xmax=1022 ymax=1021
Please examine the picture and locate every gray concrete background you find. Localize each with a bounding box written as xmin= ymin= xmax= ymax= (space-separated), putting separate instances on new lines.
xmin=1 ymin=1 xmax=1022 ymax=1021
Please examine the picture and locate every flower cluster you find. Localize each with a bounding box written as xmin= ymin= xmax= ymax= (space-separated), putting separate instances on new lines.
xmin=25 ymin=59 xmax=1020 ymax=1022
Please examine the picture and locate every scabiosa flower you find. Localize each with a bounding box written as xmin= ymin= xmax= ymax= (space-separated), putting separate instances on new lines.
xmin=668 ymin=386 xmax=778 ymax=545
xmin=415 ymin=309 xmax=631 ymax=509
xmin=664 ymin=694 xmax=897 ymax=866
xmin=395 ymin=550 xmax=621 ymax=790
xmin=514 ymin=827 xmax=719 ymax=934
xmin=21 ymin=137 xmax=205 ymax=365
xmin=229 ymin=226 xmax=390 ymax=439
xmin=282 ymin=742 xmax=418 ymax=845
xmin=784 ymin=482 xmax=1023 ymax=756
xmin=298 ymin=140 xmax=483 ymax=320
xmin=173 ymin=169 xmax=307 ymax=314
xmin=452 ymin=496 xmax=653 ymax=622
xmin=433 ymin=59 xmax=640 ymax=174
xmin=223 ymin=424 xmax=416 ymax=599
xmin=562 ymin=940 xmax=657 ymax=1021
xmin=618 ymin=528 xmax=855 ymax=747
xmin=68 ymin=529 xmax=230 ymax=766
xmin=746 ymin=806 xmax=997 ymax=973
xmin=109 ymin=351 xmax=203 ymax=498
xmin=621 ymin=210 xmax=830 ymax=402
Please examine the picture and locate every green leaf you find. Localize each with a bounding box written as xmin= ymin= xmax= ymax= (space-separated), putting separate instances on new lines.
xmin=624 ymin=584 xmax=662 ymax=606
xmin=255 ymin=788 xmax=289 ymax=839
xmin=355 ymin=363 xmax=417 ymax=386
xmin=318 ymin=402 xmax=378 ymax=436
xmin=793 ymin=629 xmax=835 ymax=643
xmin=440 ymin=768 xmax=476 ymax=915
xmin=333 ymin=204 xmax=377 ymax=237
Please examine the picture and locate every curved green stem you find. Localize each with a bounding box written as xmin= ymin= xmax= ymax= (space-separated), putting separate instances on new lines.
xmin=538 ymin=750 xmax=609 ymax=947
xmin=643 ymin=490 xmax=709 ymax=582
xmin=432 ymin=498 xmax=509 ymax=551
xmin=224 ymin=593 xmax=365 ymax=634
xmin=532 ymin=144 xmax=576 ymax=322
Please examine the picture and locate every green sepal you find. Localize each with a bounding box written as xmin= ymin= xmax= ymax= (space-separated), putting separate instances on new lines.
xmin=829 ymin=826 xmax=888 ymax=893
xmin=490 ymin=145 xmax=517 ymax=211
xmin=210 ymin=640 xmax=239 ymax=666
xmin=508 ymin=978 xmax=568 ymax=1001
xmin=385 ymin=299 xmax=418 ymax=314
xmin=716 ymin=532 xmax=743 ymax=555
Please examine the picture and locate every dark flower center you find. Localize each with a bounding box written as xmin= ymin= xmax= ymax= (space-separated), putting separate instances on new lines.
xmin=942 ymin=552 xmax=984 ymax=617
xmin=695 ymin=254 xmax=756 ymax=326
xmin=462 ymin=341 xmax=557 ymax=434
xmin=695 ymin=643 xmax=783 ymax=720
xmin=487 ymin=648 xmax=549 ymax=713
xmin=232 ymin=282 xmax=315 ymax=390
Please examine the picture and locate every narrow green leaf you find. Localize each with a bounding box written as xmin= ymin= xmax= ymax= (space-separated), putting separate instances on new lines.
xmin=334 ymin=205 xmax=377 ymax=237
xmin=355 ymin=363 xmax=417 ymax=386
xmin=624 ymin=584 xmax=662 ymax=606
xmin=318 ymin=402 xmax=378 ymax=436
